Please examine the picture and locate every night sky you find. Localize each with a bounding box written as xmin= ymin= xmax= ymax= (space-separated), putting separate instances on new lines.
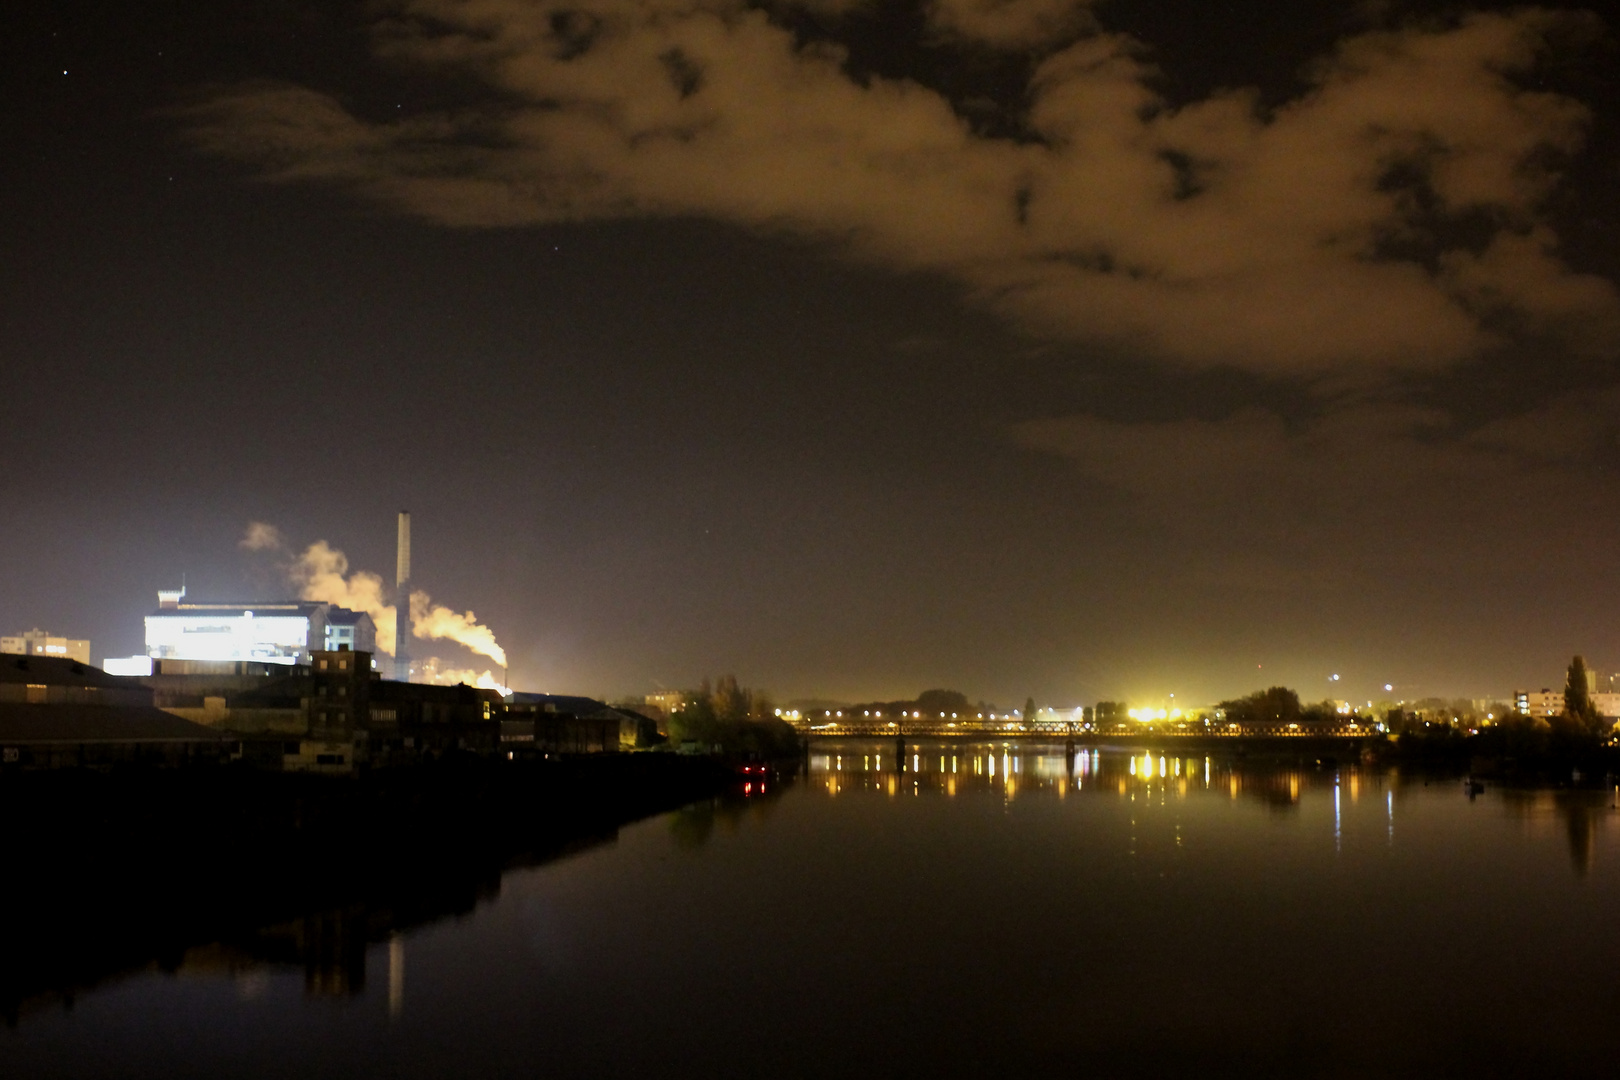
xmin=3 ymin=0 xmax=1618 ymax=706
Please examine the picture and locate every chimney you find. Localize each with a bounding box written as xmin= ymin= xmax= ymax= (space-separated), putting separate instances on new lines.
xmin=395 ymin=511 xmax=411 ymax=681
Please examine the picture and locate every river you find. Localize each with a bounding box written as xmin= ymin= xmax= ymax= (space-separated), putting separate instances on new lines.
xmin=6 ymin=741 xmax=1620 ymax=1078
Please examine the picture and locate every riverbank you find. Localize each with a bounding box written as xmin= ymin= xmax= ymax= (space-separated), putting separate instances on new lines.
xmin=0 ymin=753 xmax=749 ymax=1024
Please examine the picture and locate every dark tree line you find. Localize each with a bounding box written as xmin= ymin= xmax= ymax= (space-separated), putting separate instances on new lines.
xmin=837 ymin=689 xmax=979 ymax=719
xmin=670 ymin=675 xmax=799 ymax=757
xmin=1386 ymin=655 xmax=1615 ymax=766
xmin=1217 ymin=686 xmax=1341 ymax=724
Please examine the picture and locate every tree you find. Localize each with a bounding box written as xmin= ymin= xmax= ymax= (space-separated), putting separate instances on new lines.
xmin=1565 ymin=655 xmax=1597 ymax=726
xmin=668 ymin=674 xmax=797 ymax=757
xmin=1220 ymin=687 xmax=1301 ymax=725
xmin=915 ymin=689 xmax=970 ymax=716
xmin=711 ymin=674 xmax=750 ymax=723
xmin=1301 ymin=699 xmax=1340 ymax=722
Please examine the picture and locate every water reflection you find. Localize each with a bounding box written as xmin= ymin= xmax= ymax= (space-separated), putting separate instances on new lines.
xmin=172 ymin=903 xmax=408 ymax=1000
xmin=157 ymin=787 xmax=791 ymax=1018
xmin=1499 ymin=787 xmax=1616 ymax=877
xmin=811 ymin=741 xmax=1345 ymax=810
xmin=0 ymin=765 xmax=776 ymax=1028
xmin=668 ymin=786 xmax=786 ymax=851
xmin=7 ymin=752 xmax=1620 ymax=1080
xmin=168 ymin=783 xmax=798 ymax=1010
xmin=810 ymin=740 xmax=1618 ymax=876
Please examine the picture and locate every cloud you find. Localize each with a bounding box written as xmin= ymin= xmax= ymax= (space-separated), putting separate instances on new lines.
xmin=1012 ymin=391 xmax=1620 ymax=586
xmin=183 ymin=2 xmax=1618 ymax=374
xmin=924 ymin=0 xmax=1098 ymax=50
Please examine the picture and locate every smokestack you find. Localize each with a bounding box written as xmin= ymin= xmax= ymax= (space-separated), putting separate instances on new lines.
xmin=395 ymin=511 xmax=411 ymax=681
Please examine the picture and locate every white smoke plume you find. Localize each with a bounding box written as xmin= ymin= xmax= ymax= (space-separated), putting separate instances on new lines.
xmin=239 ymin=523 xmax=508 ymax=668
xmin=410 ymin=591 xmax=507 ymax=668
xmin=418 ymin=656 xmax=511 ymax=696
xmin=290 ymin=540 xmax=399 ymax=657
xmin=239 ymin=521 xmax=287 ymax=553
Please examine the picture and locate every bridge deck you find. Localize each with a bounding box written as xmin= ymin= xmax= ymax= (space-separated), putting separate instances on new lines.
xmin=797 ymin=724 xmax=1373 ymax=740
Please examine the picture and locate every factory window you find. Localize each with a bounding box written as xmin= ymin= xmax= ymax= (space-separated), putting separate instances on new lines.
xmin=26 ymin=684 xmax=47 ymax=704
xmin=318 ymin=659 xmax=327 ymax=671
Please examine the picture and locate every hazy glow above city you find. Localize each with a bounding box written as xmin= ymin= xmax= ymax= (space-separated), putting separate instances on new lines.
xmin=2 ymin=0 xmax=1618 ymax=704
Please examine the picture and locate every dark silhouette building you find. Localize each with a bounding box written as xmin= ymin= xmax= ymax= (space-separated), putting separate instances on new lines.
xmin=0 ymin=654 xmax=225 ymax=768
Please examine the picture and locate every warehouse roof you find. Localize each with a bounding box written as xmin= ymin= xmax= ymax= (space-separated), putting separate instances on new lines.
xmin=509 ymin=693 xmax=626 ymax=719
xmin=0 ymin=655 xmax=134 ymax=690
xmin=0 ymin=703 xmax=226 ymax=745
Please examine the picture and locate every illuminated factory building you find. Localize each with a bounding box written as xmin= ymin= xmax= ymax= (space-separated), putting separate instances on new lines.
xmin=143 ymin=588 xmax=375 ymax=667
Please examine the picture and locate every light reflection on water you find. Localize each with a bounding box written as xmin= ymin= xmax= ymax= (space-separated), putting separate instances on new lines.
xmin=808 ymin=740 xmax=1620 ymax=879
xmin=6 ymin=744 xmax=1620 ymax=1080
xmin=812 ymin=741 xmax=1356 ymax=810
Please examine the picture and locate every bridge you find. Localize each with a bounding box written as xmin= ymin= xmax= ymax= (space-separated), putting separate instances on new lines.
xmin=794 ymin=720 xmax=1377 ymax=740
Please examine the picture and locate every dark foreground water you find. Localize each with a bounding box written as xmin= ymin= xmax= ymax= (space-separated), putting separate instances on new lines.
xmin=7 ymin=742 xmax=1620 ymax=1079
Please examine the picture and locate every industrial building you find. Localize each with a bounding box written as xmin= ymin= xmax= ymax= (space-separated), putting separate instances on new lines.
xmin=141 ymin=588 xmax=375 ymax=667
xmin=3 ymin=645 xmax=641 ymax=771
xmin=1 ymin=514 xmax=652 ymax=770
xmin=13 ymin=503 xmax=640 ymax=769
xmin=132 ymin=648 xmax=521 ymax=771
xmin=506 ymin=693 xmax=641 ymax=754
xmin=1 ymin=629 xmax=90 ymax=665
xmin=1 ymin=654 xmax=154 ymax=708
xmin=0 ymin=654 xmax=226 ymax=769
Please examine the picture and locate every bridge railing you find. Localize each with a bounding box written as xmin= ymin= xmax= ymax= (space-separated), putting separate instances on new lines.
xmin=794 ymin=721 xmax=1374 ymax=739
